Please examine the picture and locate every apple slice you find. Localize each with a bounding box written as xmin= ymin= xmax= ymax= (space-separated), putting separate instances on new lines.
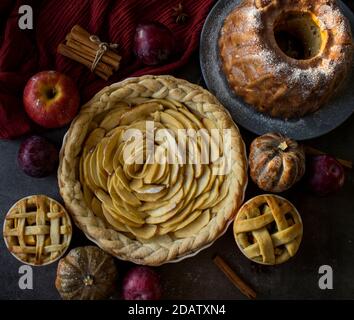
xmin=138 ymin=200 xmax=169 ymax=212
xmin=159 ymin=172 xmax=183 ymax=202
xmin=99 ymin=105 xmax=130 ymax=131
xmin=83 ymin=152 xmax=98 ymax=193
xmin=130 ymin=179 xmax=166 ymax=194
xmin=89 ymin=148 xmax=103 ymax=189
xmin=164 ymin=109 xmax=196 ymax=130
xmin=183 ymin=180 xmax=198 ymax=207
xmin=145 ymin=200 xmax=185 ymax=224
xmin=194 ymin=165 xmax=211 ymax=197
xmin=135 ymin=188 xmax=168 ymax=202
xmin=95 ymin=139 xmax=109 ymax=190
xmin=145 ymin=201 xmax=177 ymax=219
xmin=169 ymin=163 xmax=180 ymax=186
xmin=159 ymin=199 xmax=195 ymax=228
xmin=115 ymin=166 xmax=131 ymax=190
xmin=160 ymin=112 xmax=184 ymax=130
xmin=103 ymin=193 xmax=144 ymax=227
xmin=83 ymin=128 xmax=106 ymax=154
xmin=174 ymin=210 xmax=210 ymax=238
xmin=174 ymin=209 xmax=204 ymax=232
xmin=91 ymin=197 xmax=105 ymax=220
xmin=103 ymin=129 xmax=123 ymax=175
xmin=199 ymin=178 xmax=221 ymax=210
xmin=205 ymin=166 xmax=218 ymax=193
xmin=120 ymin=102 xmax=163 ymax=125
xmin=109 ymin=175 xmax=141 ymax=207
xmin=192 ymin=192 xmax=210 ymax=211
xmin=149 ymin=98 xmax=179 ymax=110
xmin=101 ymin=204 xmax=129 ymax=232
xmin=127 ymin=224 xmax=158 ymax=240
xmin=178 ymin=108 xmax=203 ymax=130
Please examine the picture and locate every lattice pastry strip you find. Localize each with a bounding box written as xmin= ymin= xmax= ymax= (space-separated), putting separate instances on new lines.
xmin=3 ymin=195 xmax=72 ymax=266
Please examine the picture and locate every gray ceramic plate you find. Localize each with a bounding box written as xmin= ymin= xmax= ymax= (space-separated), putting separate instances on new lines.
xmin=200 ymin=0 xmax=354 ymax=140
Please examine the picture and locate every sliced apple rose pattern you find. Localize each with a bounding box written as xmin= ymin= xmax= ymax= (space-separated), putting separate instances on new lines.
xmin=59 ymin=75 xmax=248 ymax=265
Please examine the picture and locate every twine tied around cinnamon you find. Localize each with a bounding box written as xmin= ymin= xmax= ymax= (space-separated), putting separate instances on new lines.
xmin=89 ymin=35 xmax=119 ymax=72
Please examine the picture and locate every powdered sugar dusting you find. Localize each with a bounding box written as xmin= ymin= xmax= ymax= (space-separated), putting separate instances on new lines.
xmin=317 ymin=4 xmax=349 ymax=34
xmin=242 ymin=6 xmax=262 ymax=30
xmin=222 ymin=5 xmax=262 ymax=35
xmin=225 ymin=2 xmax=350 ymax=100
xmin=255 ymin=45 xmax=339 ymax=99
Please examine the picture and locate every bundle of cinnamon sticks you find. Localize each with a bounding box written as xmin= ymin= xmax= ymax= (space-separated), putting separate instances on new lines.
xmin=58 ymin=25 xmax=121 ymax=80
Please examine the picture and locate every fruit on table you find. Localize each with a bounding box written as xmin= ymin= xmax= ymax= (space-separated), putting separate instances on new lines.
xmin=249 ymin=132 xmax=306 ymax=192
xmin=307 ymin=155 xmax=345 ymax=196
xmin=122 ymin=266 xmax=162 ymax=300
xmin=18 ymin=135 xmax=58 ymax=178
xmin=23 ymin=71 xmax=80 ymax=128
xmin=55 ymin=246 xmax=118 ymax=300
xmin=134 ymin=22 xmax=175 ymax=65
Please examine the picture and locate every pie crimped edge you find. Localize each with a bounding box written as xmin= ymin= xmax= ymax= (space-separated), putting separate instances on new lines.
xmin=58 ymin=75 xmax=248 ymax=266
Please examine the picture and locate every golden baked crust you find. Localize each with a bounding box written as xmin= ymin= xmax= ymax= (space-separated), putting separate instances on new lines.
xmin=58 ymin=75 xmax=248 ymax=266
xmin=3 ymin=195 xmax=72 ymax=266
xmin=234 ymin=195 xmax=303 ymax=265
xmin=219 ymin=0 xmax=353 ymax=118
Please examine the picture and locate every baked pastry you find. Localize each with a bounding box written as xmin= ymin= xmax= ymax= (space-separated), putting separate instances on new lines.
xmin=58 ymin=75 xmax=248 ymax=265
xmin=249 ymin=132 xmax=306 ymax=192
xmin=3 ymin=195 xmax=72 ymax=266
xmin=219 ymin=0 xmax=353 ymax=118
xmin=234 ymin=195 xmax=303 ymax=265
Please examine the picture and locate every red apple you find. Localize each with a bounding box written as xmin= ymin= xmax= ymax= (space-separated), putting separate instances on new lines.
xmin=307 ymin=155 xmax=345 ymax=196
xmin=23 ymin=71 xmax=80 ymax=128
xmin=122 ymin=266 xmax=162 ymax=300
xmin=134 ymin=22 xmax=175 ymax=66
xmin=18 ymin=135 xmax=58 ymax=178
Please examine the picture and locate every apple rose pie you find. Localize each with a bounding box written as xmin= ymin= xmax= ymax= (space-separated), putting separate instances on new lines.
xmin=58 ymin=75 xmax=247 ymax=265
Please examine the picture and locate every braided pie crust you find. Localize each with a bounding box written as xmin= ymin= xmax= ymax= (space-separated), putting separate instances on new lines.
xmin=58 ymin=75 xmax=247 ymax=265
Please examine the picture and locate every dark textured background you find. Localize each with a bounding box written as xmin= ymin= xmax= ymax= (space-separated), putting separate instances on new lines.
xmin=1 ymin=0 xmax=354 ymax=300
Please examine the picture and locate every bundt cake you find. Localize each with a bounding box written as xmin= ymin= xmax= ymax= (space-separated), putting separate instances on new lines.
xmin=219 ymin=0 xmax=353 ymax=119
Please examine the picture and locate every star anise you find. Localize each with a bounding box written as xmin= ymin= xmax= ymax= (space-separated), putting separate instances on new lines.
xmin=172 ymin=2 xmax=189 ymax=24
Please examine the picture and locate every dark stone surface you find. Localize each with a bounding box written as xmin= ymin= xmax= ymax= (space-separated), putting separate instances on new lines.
xmin=0 ymin=1 xmax=354 ymax=300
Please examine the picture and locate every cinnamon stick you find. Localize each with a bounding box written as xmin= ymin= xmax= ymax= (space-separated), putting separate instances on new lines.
xmin=66 ymin=37 xmax=120 ymax=70
xmin=57 ymin=44 xmax=110 ymax=80
xmin=70 ymin=25 xmax=121 ymax=62
xmin=58 ymin=24 xmax=121 ymax=80
xmin=213 ymin=255 xmax=257 ymax=299
xmin=58 ymin=44 xmax=111 ymax=77
xmin=305 ymin=146 xmax=352 ymax=169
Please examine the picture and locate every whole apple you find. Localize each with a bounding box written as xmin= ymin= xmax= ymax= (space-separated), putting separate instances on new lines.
xmin=307 ymin=155 xmax=345 ymax=196
xmin=134 ymin=22 xmax=175 ymax=66
xmin=18 ymin=135 xmax=58 ymax=178
xmin=23 ymin=71 xmax=80 ymax=128
xmin=122 ymin=266 xmax=162 ymax=300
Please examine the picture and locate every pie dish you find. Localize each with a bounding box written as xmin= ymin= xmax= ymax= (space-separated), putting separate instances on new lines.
xmin=3 ymin=195 xmax=72 ymax=266
xmin=233 ymin=195 xmax=303 ymax=265
xmin=58 ymin=75 xmax=248 ymax=266
xmin=219 ymin=0 xmax=353 ymax=118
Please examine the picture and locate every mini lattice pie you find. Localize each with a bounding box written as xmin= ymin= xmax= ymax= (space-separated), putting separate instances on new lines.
xmin=58 ymin=75 xmax=248 ymax=265
xmin=234 ymin=195 xmax=302 ymax=265
xmin=3 ymin=195 xmax=72 ymax=266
